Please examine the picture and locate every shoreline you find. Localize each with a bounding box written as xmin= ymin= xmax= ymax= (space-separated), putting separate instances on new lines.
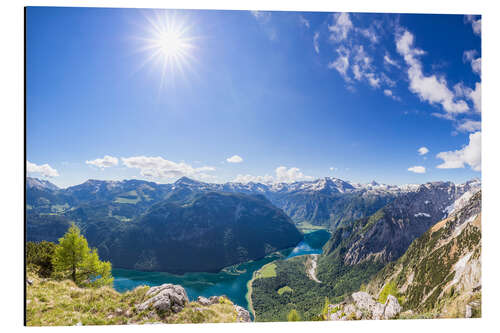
xmin=245 ymin=271 xmax=257 ymax=320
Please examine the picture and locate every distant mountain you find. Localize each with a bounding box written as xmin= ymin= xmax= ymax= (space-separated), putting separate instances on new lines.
xmin=26 ymin=177 xmax=59 ymax=191
xmin=365 ymin=190 xmax=481 ymax=318
xmin=149 ymin=176 xmax=414 ymax=229
xmin=79 ymin=192 xmax=303 ymax=273
xmin=26 ymin=176 xmax=480 ymax=231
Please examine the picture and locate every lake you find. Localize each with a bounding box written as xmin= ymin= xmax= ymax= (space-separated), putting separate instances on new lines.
xmin=112 ymin=229 xmax=331 ymax=312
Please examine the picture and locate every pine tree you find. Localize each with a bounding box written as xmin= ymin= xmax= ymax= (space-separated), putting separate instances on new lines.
xmin=52 ymin=224 xmax=113 ymax=287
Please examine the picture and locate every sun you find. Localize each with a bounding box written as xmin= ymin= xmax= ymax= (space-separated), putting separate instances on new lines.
xmin=137 ymin=11 xmax=196 ymax=87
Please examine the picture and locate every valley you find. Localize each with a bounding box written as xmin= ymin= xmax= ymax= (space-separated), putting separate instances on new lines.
xmin=26 ymin=175 xmax=482 ymax=322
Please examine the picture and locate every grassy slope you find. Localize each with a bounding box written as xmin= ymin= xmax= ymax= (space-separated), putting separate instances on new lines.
xmin=26 ymin=272 xmax=240 ymax=326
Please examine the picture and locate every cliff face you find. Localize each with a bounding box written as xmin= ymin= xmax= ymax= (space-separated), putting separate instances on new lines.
xmin=365 ymin=191 xmax=481 ymax=318
xmin=322 ymin=181 xmax=479 ymax=267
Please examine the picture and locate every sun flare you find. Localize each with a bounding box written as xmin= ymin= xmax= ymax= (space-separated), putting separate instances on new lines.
xmin=138 ymin=11 xmax=196 ymax=87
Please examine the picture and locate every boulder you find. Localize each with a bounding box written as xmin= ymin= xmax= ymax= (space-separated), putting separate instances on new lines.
xmin=383 ymin=295 xmax=402 ymax=319
xmin=137 ymin=284 xmax=189 ymax=313
xmin=197 ymin=296 xmax=212 ymax=306
xmin=351 ymin=292 xmax=376 ymax=311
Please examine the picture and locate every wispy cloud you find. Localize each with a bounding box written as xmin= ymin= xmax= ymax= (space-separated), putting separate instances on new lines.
xmin=299 ymin=15 xmax=310 ymax=29
xmin=250 ymin=11 xmax=271 ymax=24
xmin=86 ymin=155 xmax=119 ymax=169
xmin=328 ymin=12 xmax=353 ymax=42
xmin=436 ymin=131 xmax=481 ymax=171
xmin=250 ymin=11 xmax=277 ymax=41
xmin=27 ymin=161 xmax=59 ymax=177
xmin=313 ymin=32 xmax=320 ymax=54
xmin=384 ymin=52 xmax=400 ymax=68
xmin=356 ymin=27 xmax=378 ymax=43
xmin=328 ymin=46 xmax=350 ymax=80
xmin=326 ymin=16 xmax=396 ymax=95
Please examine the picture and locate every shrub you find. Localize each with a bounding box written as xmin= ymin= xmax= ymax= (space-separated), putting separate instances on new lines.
xmin=287 ymin=309 xmax=301 ymax=321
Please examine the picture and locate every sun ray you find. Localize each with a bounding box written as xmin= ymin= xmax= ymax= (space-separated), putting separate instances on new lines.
xmin=135 ymin=10 xmax=197 ymax=90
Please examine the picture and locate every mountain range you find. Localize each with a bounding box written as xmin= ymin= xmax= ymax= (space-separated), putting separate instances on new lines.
xmin=26 ymin=175 xmax=480 ymax=280
xmin=26 ymin=176 xmax=438 ymax=229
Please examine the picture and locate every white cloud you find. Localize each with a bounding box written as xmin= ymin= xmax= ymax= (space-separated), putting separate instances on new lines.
xmin=329 ymin=166 xmax=337 ymax=171
xmin=408 ymin=166 xmax=426 ymax=174
xmin=365 ymin=73 xmax=380 ymax=88
xmin=384 ymin=52 xmax=400 ymax=68
xmin=383 ymin=89 xmax=400 ymax=101
xmin=313 ymin=32 xmax=320 ymax=54
xmin=468 ymin=82 xmax=481 ymax=113
xmin=463 ymin=50 xmax=481 ymax=76
xmin=234 ymin=174 xmax=274 ymax=184
xmin=418 ymin=147 xmax=429 ymax=155
xmin=275 ymin=166 xmax=313 ymax=183
xmin=233 ymin=166 xmax=313 ymax=184
xmin=454 ymin=82 xmax=481 ymax=113
xmin=396 ymin=30 xmax=469 ymax=117
xmin=86 ymin=155 xmax=119 ymax=169
xmin=299 ymin=15 xmax=310 ymax=29
xmin=121 ymin=156 xmax=215 ymax=180
xmin=465 ymin=15 xmax=481 ymax=36
xmin=328 ymin=12 xmax=353 ymax=42
xmin=457 ymin=119 xmax=481 ymax=133
xmin=27 ymin=161 xmax=59 ymax=177
xmin=436 ymin=131 xmax=481 ymax=171
xmin=226 ymin=155 xmax=243 ymax=163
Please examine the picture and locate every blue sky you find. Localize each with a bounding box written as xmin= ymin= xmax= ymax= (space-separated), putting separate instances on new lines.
xmin=26 ymin=7 xmax=481 ymax=188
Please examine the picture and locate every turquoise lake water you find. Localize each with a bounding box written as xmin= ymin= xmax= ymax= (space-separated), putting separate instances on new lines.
xmin=112 ymin=229 xmax=331 ymax=311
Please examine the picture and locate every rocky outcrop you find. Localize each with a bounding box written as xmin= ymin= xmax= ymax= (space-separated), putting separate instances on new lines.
xmin=327 ymin=291 xmax=401 ymax=320
xmin=234 ymin=305 xmax=251 ymax=322
xmin=196 ymin=296 xmax=251 ymax=322
xmin=137 ymin=284 xmax=189 ymax=313
xmin=196 ymin=295 xmax=224 ymax=306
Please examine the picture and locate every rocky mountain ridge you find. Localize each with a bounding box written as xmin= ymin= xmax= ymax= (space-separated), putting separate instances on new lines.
xmin=364 ymin=190 xmax=481 ymax=318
